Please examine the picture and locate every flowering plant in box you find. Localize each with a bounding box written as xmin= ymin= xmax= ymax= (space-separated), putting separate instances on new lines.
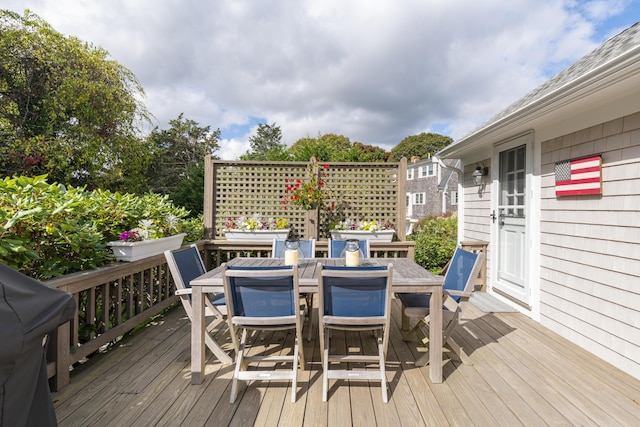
xmin=224 ymin=213 xmax=289 ymax=231
xmin=329 ymin=218 xmax=395 ymax=232
xmin=118 ymin=216 xmax=180 ymax=242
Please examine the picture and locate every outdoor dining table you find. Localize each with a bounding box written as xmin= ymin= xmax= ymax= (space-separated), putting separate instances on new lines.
xmin=189 ymin=257 xmax=445 ymax=384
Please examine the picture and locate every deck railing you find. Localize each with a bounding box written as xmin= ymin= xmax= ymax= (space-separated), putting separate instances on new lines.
xmin=45 ymin=239 xmax=414 ymax=390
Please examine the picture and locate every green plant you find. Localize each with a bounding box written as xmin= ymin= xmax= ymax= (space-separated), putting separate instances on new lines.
xmin=0 ymin=175 xmax=200 ymax=279
xmin=408 ymin=213 xmax=458 ymax=273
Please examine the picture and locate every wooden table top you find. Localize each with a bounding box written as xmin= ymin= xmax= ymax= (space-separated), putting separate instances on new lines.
xmin=191 ymin=257 xmax=443 ymax=294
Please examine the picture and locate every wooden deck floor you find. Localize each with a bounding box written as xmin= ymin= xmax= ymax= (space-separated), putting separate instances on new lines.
xmin=52 ymin=298 xmax=640 ymax=426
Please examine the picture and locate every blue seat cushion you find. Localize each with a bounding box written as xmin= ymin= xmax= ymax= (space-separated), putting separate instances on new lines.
xmin=210 ymin=293 xmax=226 ymax=306
xmin=396 ymin=292 xmax=430 ymax=308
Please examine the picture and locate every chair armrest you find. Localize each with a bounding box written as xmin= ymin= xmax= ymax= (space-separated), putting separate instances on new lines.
xmin=175 ymin=288 xmax=193 ymax=296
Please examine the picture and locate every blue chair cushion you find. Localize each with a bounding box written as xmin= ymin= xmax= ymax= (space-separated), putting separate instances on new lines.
xmin=210 ymin=293 xmax=226 ymax=306
xmin=396 ymin=292 xmax=430 ymax=308
xmin=321 ymin=265 xmax=388 ymax=317
xmin=226 ymin=265 xmax=296 ymax=317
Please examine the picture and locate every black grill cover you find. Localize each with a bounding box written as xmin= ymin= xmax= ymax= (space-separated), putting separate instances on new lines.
xmin=0 ymin=262 xmax=76 ymax=427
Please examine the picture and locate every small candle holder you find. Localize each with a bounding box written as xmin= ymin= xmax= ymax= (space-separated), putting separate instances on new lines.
xmin=340 ymin=239 xmax=364 ymax=267
xmin=281 ymin=238 xmax=304 ymax=266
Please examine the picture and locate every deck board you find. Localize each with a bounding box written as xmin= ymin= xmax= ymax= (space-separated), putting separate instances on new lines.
xmin=53 ymin=298 xmax=640 ymax=426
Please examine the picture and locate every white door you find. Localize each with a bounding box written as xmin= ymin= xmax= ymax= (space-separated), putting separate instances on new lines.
xmin=494 ymin=144 xmax=529 ymax=303
xmin=406 ymin=193 xmax=413 ymax=217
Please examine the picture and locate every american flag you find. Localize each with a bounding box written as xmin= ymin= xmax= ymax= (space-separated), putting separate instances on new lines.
xmin=555 ymin=155 xmax=602 ymax=197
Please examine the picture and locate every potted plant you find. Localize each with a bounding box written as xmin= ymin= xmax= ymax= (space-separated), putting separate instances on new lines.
xmin=108 ymin=216 xmax=186 ymax=262
xmin=329 ymin=219 xmax=396 ymax=242
xmin=224 ymin=213 xmax=290 ymax=241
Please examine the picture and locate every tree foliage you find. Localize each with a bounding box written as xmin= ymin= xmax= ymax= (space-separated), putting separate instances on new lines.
xmin=389 ymin=132 xmax=452 ymax=161
xmin=0 ymin=9 xmax=151 ymax=190
xmin=145 ymin=113 xmax=220 ymax=195
xmin=343 ymin=142 xmax=388 ymax=162
xmin=240 ymin=122 xmax=289 ymax=161
xmin=409 ymin=213 xmax=458 ymax=273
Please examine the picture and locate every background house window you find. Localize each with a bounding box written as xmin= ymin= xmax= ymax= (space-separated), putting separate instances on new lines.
xmin=451 ymin=190 xmax=458 ymax=206
xmin=407 ymin=168 xmax=414 ymax=180
xmin=419 ymin=164 xmax=436 ymax=177
xmin=413 ymin=193 xmax=425 ymax=205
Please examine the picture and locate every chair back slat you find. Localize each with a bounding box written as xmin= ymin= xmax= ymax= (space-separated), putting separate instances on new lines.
xmin=167 ymin=245 xmax=206 ymax=290
xmin=442 ymin=248 xmax=481 ymax=301
xmin=320 ymin=265 xmax=389 ymax=317
xmin=225 ymin=266 xmax=297 ymax=318
xmin=328 ymin=239 xmax=370 ymax=258
xmin=272 ymin=239 xmax=316 ymax=258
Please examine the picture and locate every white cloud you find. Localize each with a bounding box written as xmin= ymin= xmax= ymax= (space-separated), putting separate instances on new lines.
xmin=5 ymin=0 xmax=638 ymax=159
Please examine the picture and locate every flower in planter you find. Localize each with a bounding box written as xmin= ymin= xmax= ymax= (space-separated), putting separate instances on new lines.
xmin=282 ymin=157 xmax=334 ymax=211
xmin=225 ymin=213 xmax=289 ymax=231
xmin=118 ymin=215 xmax=180 ymax=242
xmin=330 ymin=218 xmax=395 ymax=232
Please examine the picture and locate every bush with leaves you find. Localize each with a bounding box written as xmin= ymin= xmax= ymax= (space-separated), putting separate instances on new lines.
xmin=408 ymin=213 xmax=458 ymax=273
xmin=0 ymin=175 xmax=199 ymax=279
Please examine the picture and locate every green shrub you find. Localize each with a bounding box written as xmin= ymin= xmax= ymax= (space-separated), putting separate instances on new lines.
xmin=0 ymin=175 xmax=201 ymax=279
xmin=408 ymin=213 xmax=458 ymax=273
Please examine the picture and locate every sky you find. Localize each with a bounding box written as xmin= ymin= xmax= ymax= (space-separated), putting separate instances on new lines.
xmin=4 ymin=1 xmax=640 ymax=159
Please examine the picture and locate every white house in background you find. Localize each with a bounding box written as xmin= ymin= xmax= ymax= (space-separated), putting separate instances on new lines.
xmin=436 ymin=23 xmax=640 ymax=380
xmin=405 ymin=156 xmax=459 ymax=226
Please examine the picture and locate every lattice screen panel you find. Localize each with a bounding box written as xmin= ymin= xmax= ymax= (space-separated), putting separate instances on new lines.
xmin=320 ymin=163 xmax=399 ymax=236
xmin=208 ymin=160 xmax=403 ymax=239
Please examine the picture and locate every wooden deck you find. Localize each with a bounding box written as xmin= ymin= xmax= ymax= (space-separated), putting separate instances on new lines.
xmin=52 ymin=298 xmax=640 ymax=426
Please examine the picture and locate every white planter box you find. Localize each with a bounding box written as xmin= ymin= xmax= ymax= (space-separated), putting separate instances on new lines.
xmin=224 ymin=229 xmax=290 ymax=242
xmin=108 ymin=233 xmax=186 ymax=262
xmin=330 ymin=230 xmax=395 ymax=242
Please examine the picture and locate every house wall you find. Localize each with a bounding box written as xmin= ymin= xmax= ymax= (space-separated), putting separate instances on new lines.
xmin=460 ymin=159 xmax=492 ymax=287
xmin=539 ymin=112 xmax=640 ymax=379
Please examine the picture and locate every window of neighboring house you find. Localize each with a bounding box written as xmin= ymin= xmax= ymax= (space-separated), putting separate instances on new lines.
xmin=407 ymin=168 xmax=414 ymax=180
xmin=413 ymin=193 xmax=425 ymax=205
xmin=406 ymin=194 xmax=410 ymax=206
xmin=419 ymin=164 xmax=436 ymax=177
xmin=450 ymin=190 xmax=458 ymax=206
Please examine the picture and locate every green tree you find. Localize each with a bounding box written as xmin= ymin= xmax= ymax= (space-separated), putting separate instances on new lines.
xmin=342 ymin=142 xmax=389 ymax=162
xmin=240 ymin=122 xmax=289 ymax=161
xmin=289 ymin=133 xmax=352 ymax=162
xmin=169 ymin=159 xmax=206 ymax=216
xmin=146 ymin=113 xmax=220 ymax=197
xmin=0 ymin=9 xmax=151 ymax=190
xmin=389 ymin=132 xmax=452 ymax=161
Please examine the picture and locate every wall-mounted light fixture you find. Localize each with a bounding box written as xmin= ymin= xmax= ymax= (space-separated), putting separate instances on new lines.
xmin=471 ymin=163 xmax=489 ymax=186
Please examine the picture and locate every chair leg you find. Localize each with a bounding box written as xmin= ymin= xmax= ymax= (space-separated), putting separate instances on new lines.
xmin=291 ymin=333 xmax=299 ymax=403
xmin=446 ymin=337 xmax=472 ymax=365
xmin=305 ymin=294 xmax=314 ymax=342
xmin=378 ymin=337 xmax=388 ymax=403
xmin=322 ymin=328 xmax=329 ymax=402
xmin=230 ymin=328 xmax=248 ymax=404
xmin=402 ymin=320 xmax=424 ymax=342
